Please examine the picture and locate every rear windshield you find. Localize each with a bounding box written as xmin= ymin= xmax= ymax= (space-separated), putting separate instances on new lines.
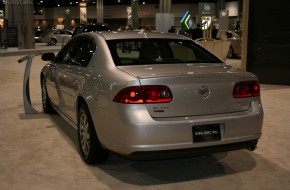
xmin=106 ymin=39 xmax=223 ymax=66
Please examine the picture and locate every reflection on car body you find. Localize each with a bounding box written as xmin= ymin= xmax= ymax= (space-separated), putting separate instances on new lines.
xmin=40 ymin=31 xmax=264 ymax=164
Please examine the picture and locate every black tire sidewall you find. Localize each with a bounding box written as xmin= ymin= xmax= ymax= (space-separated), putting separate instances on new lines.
xmin=49 ymin=38 xmax=56 ymax=45
xmin=77 ymin=105 xmax=109 ymax=164
xmin=227 ymin=46 xmax=235 ymax=58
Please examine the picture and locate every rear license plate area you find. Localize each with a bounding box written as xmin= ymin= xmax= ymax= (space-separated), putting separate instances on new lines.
xmin=192 ymin=124 xmax=221 ymax=143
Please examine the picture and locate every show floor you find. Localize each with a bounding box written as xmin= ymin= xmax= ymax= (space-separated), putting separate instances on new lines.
xmin=0 ymin=53 xmax=290 ymax=190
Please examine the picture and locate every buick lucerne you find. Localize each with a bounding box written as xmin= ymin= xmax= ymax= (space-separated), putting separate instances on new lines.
xmin=40 ymin=31 xmax=264 ymax=164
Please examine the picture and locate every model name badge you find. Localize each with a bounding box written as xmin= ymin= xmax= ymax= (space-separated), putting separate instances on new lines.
xmin=194 ymin=130 xmax=219 ymax=136
xmin=193 ymin=124 xmax=221 ymax=142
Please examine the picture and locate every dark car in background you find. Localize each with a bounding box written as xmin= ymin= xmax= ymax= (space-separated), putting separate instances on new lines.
xmin=72 ymin=23 xmax=111 ymax=37
xmin=34 ymin=27 xmax=45 ymax=42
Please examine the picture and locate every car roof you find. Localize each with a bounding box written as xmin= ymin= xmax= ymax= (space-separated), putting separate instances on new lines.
xmin=95 ymin=31 xmax=191 ymax=40
xmin=72 ymin=23 xmax=111 ymax=37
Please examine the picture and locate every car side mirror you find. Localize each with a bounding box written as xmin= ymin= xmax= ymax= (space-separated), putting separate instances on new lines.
xmin=42 ymin=53 xmax=55 ymax=61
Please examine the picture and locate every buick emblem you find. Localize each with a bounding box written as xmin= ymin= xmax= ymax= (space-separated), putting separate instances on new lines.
xmin=199 ymin=86 xmax=210 ymax=99
xmin=204 ymin=4 xmax=211 ymax=12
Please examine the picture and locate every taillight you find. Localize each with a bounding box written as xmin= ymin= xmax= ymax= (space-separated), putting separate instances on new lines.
xmin=233 ymin=81 xmax=260 ymax=98
xmin=113 ymin=85 xmax=173 ymax=104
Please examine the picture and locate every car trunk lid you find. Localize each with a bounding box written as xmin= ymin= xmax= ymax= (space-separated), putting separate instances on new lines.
xmin=118 ymin=64 xmax=256 ymax=118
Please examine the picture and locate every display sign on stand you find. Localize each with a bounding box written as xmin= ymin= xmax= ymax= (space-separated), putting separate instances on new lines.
xmin=80 ymin=2 xmax=87 ymax=23
xmin=180 ymin=11 xmax=191 ymax=30
xmin=195 ymin=3 xmax=230 ymax=61
xmin=219 ymin=10 xmax=229 ymax=31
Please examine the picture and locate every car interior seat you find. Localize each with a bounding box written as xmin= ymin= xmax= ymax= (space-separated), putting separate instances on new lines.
xmin=139 ymin=42 xmax=160 ymax=60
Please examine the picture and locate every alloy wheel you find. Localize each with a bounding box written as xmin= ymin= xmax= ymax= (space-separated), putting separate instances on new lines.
xmin=79 ymin=113 xmax=90 ymax=157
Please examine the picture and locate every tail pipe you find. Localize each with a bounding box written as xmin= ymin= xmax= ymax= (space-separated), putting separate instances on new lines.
xmin=247 ymin=144 xmax=257 ymax=151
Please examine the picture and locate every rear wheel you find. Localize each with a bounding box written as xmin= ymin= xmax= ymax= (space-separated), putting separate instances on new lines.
xmin=78 ymin=104 xmax=109 ymax=164
xmin=41 ymin=77 xmax=55 ymax=113
xmin=48 ymin=38 xmax=57 ymax=46
xmin=227 ymin=46 xmax=235 ymax=58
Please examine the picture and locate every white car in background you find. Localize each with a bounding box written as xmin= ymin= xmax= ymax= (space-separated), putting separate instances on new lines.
xmin=226 ymin=30 xmax=242 ymax=58
xmin=42 ymin=30 xmax=72 ymax=45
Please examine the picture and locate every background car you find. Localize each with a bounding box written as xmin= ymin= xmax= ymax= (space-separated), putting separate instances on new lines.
xmin=34 ymin=27 xmax=45 ymax=42
xmin=40 ymin=31 xmax=263 ymax=164
xmin=72 ymin=23 xmax=111 ymax=37
xmin=42 ymin=29 xmax=73 ymax=45
xmin=226 ymin=29 xmax=242 ymax=58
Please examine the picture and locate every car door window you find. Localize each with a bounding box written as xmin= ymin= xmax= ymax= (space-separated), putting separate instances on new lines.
xmin=56 ymin=37 xmax=95 ymax=67
xmin=55 ymin=39 xmax=79 ymax=65
xmin=73 ymin=37 xmax=96 ymax=67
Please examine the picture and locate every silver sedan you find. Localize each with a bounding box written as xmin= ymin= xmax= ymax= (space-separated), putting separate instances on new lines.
xmin=226 ymin=30 xmax=242 ymax=58
xmin=40 ymin=31 xmax=264 ymax=164
xmin=42 ymin=30 xmax=72 ymax=45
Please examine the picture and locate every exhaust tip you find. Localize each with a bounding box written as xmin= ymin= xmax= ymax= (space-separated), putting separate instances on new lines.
xmin=247 ymin=145 xmax=257 ymax=151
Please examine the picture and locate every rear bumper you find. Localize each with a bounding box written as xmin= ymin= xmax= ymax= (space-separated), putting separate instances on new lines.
xmin=95 ymin=100 xmax=263 ymax=156
xmin=120 ymin=139 xmax=258 ymax=161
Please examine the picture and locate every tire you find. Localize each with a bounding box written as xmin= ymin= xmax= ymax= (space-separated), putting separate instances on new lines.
xmin=41 ymin=77 xmax=55 ymax=113
xmin=48 ymin=38 xmax=57 ymax=46
xmin=227 ymin=46 xmax=235 ymax=59
xmin=78 ymin=104 xmax=109 ymax=164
